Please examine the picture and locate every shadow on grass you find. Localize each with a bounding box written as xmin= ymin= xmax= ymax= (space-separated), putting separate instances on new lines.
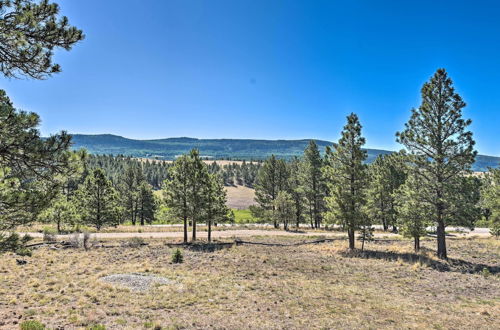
xmin=166 ymin=241 xmax=234 ymax=252
xmin=341 ymin=248 xmax=499 ymax=275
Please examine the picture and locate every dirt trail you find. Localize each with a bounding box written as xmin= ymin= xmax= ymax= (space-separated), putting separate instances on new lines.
xmin=20 ymin=228 xmax=490 ymax=240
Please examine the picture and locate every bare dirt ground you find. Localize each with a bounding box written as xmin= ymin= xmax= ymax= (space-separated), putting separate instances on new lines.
xmin=0 ymin=237 xmax=498 ymax=329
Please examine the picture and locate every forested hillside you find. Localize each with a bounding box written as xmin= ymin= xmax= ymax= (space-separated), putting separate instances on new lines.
xmin=71 ymin=134 xmax=499 ymax=171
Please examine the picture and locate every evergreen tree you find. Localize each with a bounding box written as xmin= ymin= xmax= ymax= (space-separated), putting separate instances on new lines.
xmin=39 ymin=194 xmax=79 ymax=233
xmin=301 ymin=140 xmax=325 ymax=229
xmin=164 ymin=154 xmax=191 ymax=243
xmin=0 ymin=0 xmax=84 ymax=79
xmin=0 ymin=90 xmax=73 ymax=248
xmin=254 ymin=155 xmax=289 ymax=228
xmin=366 ymin=152 xmax=407 ymax=231
xmin=204 ymin=173 xmax=228 ymax=242
xmin=288 ymin=158 xmax=305 ymax=229
xmin=120 ymin=163 xmax=143 ymax=225
xmin=186 ymin=149 xmax=210 ymax=241
xmin=323 ymin=113 xmax=368 ymax=250
xmin=397 ymin=68 xmax=476 ymax=259
xmin=273 ymin=191 xmax=295 ymax=231
xmin=481 ymin=169 xmax=500 ymax=237
xmin=137 ymin=182 xmax=156 ymax=226
xmin=77 ymin=169 xmax=121 ymax=230
xmin=395 ymin=169 xmax=431 ymax=252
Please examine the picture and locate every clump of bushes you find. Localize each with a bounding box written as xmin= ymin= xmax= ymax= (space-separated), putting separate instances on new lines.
xmin=42 ymin=227 xmax=57 ymax=242
xmin=68 ymin=231 xmax=93 ymax=250
xmin=20 ymin=320 xmax=45 ymax=330
xmin=0 ymin=232 xmax=33 ymax=256
xmin=171 ymin=248 xmax=183 ymax=264
xmin=127 ymin=237 xmax=145 ymax=248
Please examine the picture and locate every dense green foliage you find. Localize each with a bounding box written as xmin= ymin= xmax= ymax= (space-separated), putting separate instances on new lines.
xmin=0 ymin=0 xmax=84 ymax=79
xmin=481 ymin=169 xmax=500 ymax=236
xmin=77 ymin=169 xmax=121 ymax=230
xmin=163 ymin=149 xmax=229 ymax=242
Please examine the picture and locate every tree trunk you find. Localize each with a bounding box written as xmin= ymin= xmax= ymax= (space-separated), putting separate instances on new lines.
xmin=414 ymin=236 xmax=420 ymax=252
xmin=437 ymin=219 xmax=447 ymax=259
xmin=348 ymin=228 xmax=355 ymax=250
xmin=208 ymin=220 xmax=212 ymax=242
xmin=192 ymin=217 xmax=197 ymax=241
xmin=183 ymin=214 xmax=188 ymax=243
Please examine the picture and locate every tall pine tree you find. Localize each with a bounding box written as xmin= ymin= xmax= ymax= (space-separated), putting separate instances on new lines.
xmin=397 ymin=68 xmax=476 ymax=259
xmin=324 ymin=113 xmax=368 ymax=250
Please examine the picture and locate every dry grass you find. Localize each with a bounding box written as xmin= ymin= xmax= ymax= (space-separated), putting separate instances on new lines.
xmin=0 ymin=237 xmax=498 ymax=329
xmin=225 ymin=184 xmax=257 ymax=209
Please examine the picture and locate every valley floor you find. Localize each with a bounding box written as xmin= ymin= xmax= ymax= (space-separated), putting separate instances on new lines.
xmin=0 ymin=236 xmax=498 ymax=329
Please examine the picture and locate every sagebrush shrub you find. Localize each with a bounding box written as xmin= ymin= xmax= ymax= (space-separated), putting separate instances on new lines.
xmin=42 ymin=228 xmax=57 ymax=242
xmin=128 ymin=237 xmax=145 ymax=248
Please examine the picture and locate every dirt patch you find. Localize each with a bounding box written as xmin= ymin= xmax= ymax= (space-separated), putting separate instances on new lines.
xmin=100 ymin=273 xmax=174 ymax=292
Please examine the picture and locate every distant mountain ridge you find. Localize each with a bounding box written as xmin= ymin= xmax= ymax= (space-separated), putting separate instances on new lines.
xmin=70 ymin=134 xmax=500 ymax=172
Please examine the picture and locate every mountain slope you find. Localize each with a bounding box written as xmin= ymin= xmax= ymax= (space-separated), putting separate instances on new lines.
xmin=70 ymin=134 xmax=500 ymax=171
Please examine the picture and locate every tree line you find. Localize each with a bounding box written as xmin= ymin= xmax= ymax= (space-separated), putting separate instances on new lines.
xmin=252 ymin=69 xmax=498 ymax=259
xmin=85 ymin=154 xmax=261 ymax=189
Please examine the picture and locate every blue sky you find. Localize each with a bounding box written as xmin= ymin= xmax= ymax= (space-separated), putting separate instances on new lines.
xmin=2 ymin=0 xmax=500 ymax=155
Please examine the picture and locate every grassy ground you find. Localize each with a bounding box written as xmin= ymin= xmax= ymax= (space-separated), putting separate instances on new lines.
xmin=232 ymin=209 xmax=259 ymax=224
xmin=0 ymin=237 xmax=498 ymax=329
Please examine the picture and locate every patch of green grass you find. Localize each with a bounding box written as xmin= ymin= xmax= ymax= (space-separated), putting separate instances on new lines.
xmin=20 ymin=320 xmax=45 ymax=330
xmin=232 ymin=209 xmax=258 ymax=224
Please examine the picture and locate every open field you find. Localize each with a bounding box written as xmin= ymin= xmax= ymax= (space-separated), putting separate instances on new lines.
xmin=0 ymin=236 xmax=498 ymax=329
xmin=154 ymin=184 xmax=255 ymax=210
xmin=225 ymin=185 xmax=257 ymax=209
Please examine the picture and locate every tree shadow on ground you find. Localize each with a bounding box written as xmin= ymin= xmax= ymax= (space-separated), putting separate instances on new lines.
xmin=341 ymin=248 xmax=499 ymax=275
xmin=166 ymin=241 xmax=234 ymax=253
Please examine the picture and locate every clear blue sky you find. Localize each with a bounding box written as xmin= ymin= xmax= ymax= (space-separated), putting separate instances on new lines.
xmin=2 ymin=0 xmax=500 ymax=155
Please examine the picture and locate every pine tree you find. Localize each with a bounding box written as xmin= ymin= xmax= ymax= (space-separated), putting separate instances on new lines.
xmin=203 ymin=173 xmax=228 ymax=242
xmin=397 ymin=68 xmax=476 ymax=259
xmin=186 ymin=149 xmax=210 ymax=241
xmin=288 ymin=157 xmax=305 ymax=229
xmin=481 ymin=169 xmax=500 ymax=237
xmin=77 ymin=169 xmax=121 ymax=231
xmin=164 ymin=154 xmax=191 ymax=243
xmin=255 ymin=155 xmax=289 ymax=228
xmin=0 ymin=0 xmax=84 ymax=79
xmin=0 ymin=90 xmax=73 ymax=248
xmin=366 ymin=152 xmax=407 ymax=231
xmin=323 ymin=113 xmax=368 ymax=250
xmin=301 ymin=140 xmax=325 ymax=229
xmin=395 ymin=169 xmax=431 ymax=252
xmin=273 ymin=191 xmax=295 ymax=231
xmin=137 ymin=182 xmax=156 ymax=226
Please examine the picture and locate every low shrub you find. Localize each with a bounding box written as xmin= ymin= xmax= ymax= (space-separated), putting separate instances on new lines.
xmin=86 ymin=324 xmax=106 ymax=330
xmin=171 ymin=248 xmax=183 ymax=264
xmin=42 ymin=227 xmax=57 ymax=242
xmin=20 ymin=320 xmax=45 ymax=330
xmin=128 ymin=237 xmax=145 ymax=248
xmin=16 ymin=247 xmax=32 ymax=257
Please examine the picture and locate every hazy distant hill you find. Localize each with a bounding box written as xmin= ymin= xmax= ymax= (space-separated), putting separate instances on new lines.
xmin=70 ymin=134 xmax=499 ymax=171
